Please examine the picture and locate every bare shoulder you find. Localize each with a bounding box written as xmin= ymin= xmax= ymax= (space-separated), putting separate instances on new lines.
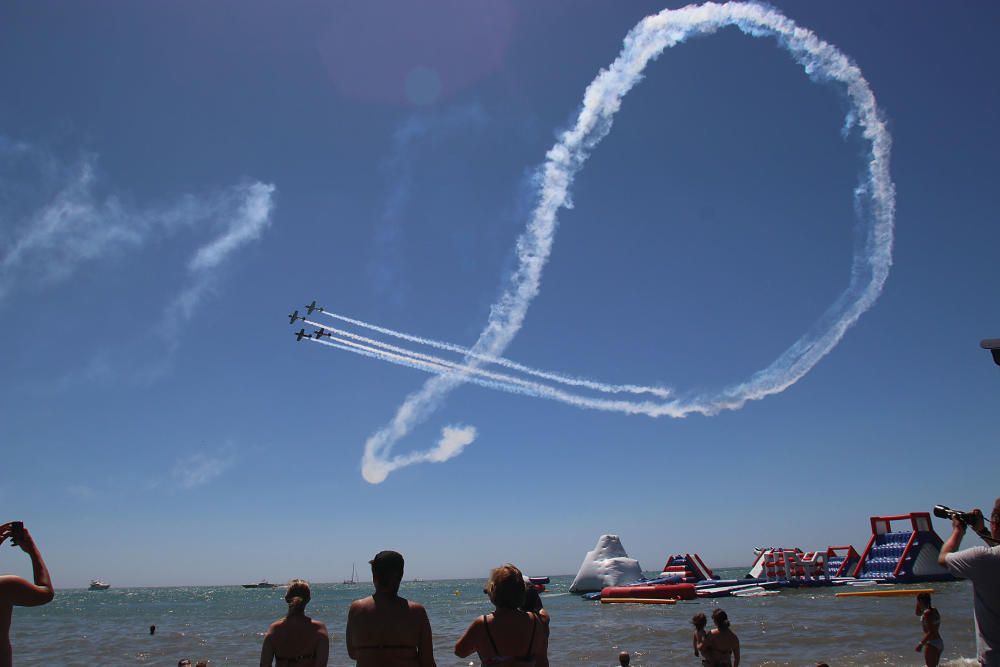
xmin=349 ymin=597 xmax=372 ymax=613
xmin=408 ymin=600 xmax=429 ymax=617
xmin=313 ymin=619 xmax=330 ymax=635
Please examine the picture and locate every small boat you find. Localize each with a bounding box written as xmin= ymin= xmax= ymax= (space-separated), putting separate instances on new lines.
xmin=342 ymin=563 xmax=356 ymax=585
xmin=88 ymin=580 xmax=111 ymax=591
xmin=242 ymin=580 xmax=277 ymax=589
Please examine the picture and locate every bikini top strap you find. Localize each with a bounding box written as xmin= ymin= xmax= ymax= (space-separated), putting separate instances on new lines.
xmin=483 ymin=614 xmax=499 ymax=654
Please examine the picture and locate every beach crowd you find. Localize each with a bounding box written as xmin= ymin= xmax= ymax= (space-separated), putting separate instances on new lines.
xmin=1 ymin=497 xmax=999 ymax=666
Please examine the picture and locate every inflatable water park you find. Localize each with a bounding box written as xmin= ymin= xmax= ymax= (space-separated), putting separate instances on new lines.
xmin=571 ymin=512 xmax=955 ymax=603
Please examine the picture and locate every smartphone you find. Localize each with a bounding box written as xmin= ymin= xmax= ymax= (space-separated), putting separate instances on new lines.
xmin=10 ymin=521 xmax=23 ymax=546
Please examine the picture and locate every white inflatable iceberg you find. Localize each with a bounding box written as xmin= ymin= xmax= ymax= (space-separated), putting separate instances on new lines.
xmin=569 ymin=534 xmax=644 ymax=593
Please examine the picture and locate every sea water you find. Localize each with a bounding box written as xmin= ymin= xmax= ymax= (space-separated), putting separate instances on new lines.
xmin=10 ymin=571 xmax=980 ymax=666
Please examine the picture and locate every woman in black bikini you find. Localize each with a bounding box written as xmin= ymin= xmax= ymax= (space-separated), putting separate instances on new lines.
xmin=260 ymin=579 xmax=329 ymax=666
xmin=455 ymin=564 xmax=549 ymax=666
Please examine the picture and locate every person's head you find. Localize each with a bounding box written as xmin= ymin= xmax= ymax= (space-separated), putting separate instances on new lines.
xmin=691 ymin=612 xmax=707 ymax=630
xmin=285 ymin=579 xmax=311 ymax=615
xmin=916 ymin=591 xmax=932 ymax=614
xmin=522 ymin=586 xmax=543 ymax=613
xmin=370 ymin=550 xmax=405 ymax=593
xmin=178 ymin=661 xmax=192 ymax=667
xmin=712 ymin=608 xmax=730 ymax=630
xmin=195 ymin=662 xmax=207 ymax=667
xmin=485 ymin=564 xmax=526 ymax=610
xmin=619 ymin=650 xmax=630 ymax=666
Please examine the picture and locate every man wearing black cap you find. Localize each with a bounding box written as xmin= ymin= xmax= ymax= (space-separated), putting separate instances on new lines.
xmin=346 ymin=550 xmax=436 ymax=666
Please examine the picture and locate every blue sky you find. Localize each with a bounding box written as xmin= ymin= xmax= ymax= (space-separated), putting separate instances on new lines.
xmin=1 ymin=1 xmax=998 ymax=587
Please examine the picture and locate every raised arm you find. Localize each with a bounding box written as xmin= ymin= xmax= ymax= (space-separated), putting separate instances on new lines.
xmin=454 ymin=616 xmax=481 ymax=658
xmin=938 ymin=516 xmax=966 ymax=567
xmin=0 ymin=524 xmax=53 ymax=607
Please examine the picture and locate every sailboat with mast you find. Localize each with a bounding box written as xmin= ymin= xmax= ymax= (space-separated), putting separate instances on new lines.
xmin=342 ymin=563 xmax=356 ymax=585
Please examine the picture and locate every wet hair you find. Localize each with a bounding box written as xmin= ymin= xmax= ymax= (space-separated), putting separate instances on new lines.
xmin=691 ymin=612 xmax=707 ymax=630
xmin=619 ymin=651 xmax=630 ymax=666
xmin=285 ymin=579 xmax=311 ymax=615
xmin=917 ymin=592 xmax=932 ymax=606
xmin=712 ymin=608 xmax=730 ymax=630
xmin=485 ymin=564 xmax=526 ymax=610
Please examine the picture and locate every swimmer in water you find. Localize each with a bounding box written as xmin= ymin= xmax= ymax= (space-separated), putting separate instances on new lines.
xmin=915 ymin=591 xmax=943 ymax=667
xmin=698 ymin=609 xmax=739 ymax=667
xmin=691 ymin=613 xmax=709 ymax=665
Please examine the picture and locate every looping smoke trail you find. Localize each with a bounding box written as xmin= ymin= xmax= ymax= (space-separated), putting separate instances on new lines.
xmin=359 ymin=1 xmax=895 ymax=484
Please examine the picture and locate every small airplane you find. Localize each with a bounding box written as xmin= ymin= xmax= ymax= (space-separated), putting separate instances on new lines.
xmin=314 ymin=328 xmax=332 ymax=339
xmin=305 ymin=300 xmax=323 ymax=315
xmin=981 ymin=338 xmax=1000 ymax=366
xmin=295 ymin=328 xmax=311 ymax=341
xmin=288 ymin=309 xmax=302 ymax=324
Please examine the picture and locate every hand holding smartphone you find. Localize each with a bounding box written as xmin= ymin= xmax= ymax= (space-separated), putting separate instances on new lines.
xmin=10 ymin=521 xmax=24 ymax=547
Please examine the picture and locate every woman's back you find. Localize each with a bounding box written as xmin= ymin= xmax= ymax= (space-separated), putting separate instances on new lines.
xmin=268 ymin=615 xmax=327 ymax=666
xmin=456 ymin=564 xmax=548 ymax=667
xmin=479 ymin=610 xmax=541 ymax=665
xmin=260 ymin=580 xmax=328 ymax=667
xmin=704 ymin=628 xmax=739 ymax=667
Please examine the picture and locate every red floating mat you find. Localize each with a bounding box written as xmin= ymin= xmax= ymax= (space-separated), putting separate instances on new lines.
xmin=600 ymin=583 xmax=697 ymax=601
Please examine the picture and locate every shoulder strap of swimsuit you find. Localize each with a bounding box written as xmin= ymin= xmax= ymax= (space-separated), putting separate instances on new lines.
xmin=483 ymin=614 xmax=499 ymax=654
xmin=524 ymin=612 xmax=537 ymax=657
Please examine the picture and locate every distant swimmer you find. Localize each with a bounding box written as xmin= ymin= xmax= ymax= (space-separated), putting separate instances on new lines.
xmin=346 ymin=551 xmax=436 ymax=667
xmin=618 ymin=651 xmax=630 ymax=666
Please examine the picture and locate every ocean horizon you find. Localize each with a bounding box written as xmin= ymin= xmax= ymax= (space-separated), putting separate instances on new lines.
xmin=11 ymin=571 xmax=981 ymax=665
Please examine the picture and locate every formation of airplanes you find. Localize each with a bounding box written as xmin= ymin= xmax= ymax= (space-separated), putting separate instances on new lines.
xmin=289 ymin=301 xmax=331 ymax=342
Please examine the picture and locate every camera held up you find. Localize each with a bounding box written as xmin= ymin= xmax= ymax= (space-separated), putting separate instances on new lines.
xmin=933 ymin=505 xmax=978 ymax=526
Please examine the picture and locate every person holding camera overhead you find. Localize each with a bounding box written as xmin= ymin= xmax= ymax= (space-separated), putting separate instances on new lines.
xmin=0 ymin=521 xmax=55 ymax=667
xmin=938 ymin=498 xmax=1000 ymax=666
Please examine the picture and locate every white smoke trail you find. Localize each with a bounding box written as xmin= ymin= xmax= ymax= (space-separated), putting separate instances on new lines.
xmin=358 ymin=1 xmax=895 ymax=484
xmin=318 ymin=310 xmax=673 ymax=398
xmin=307 ymin=319 xmax=713 ymax=412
